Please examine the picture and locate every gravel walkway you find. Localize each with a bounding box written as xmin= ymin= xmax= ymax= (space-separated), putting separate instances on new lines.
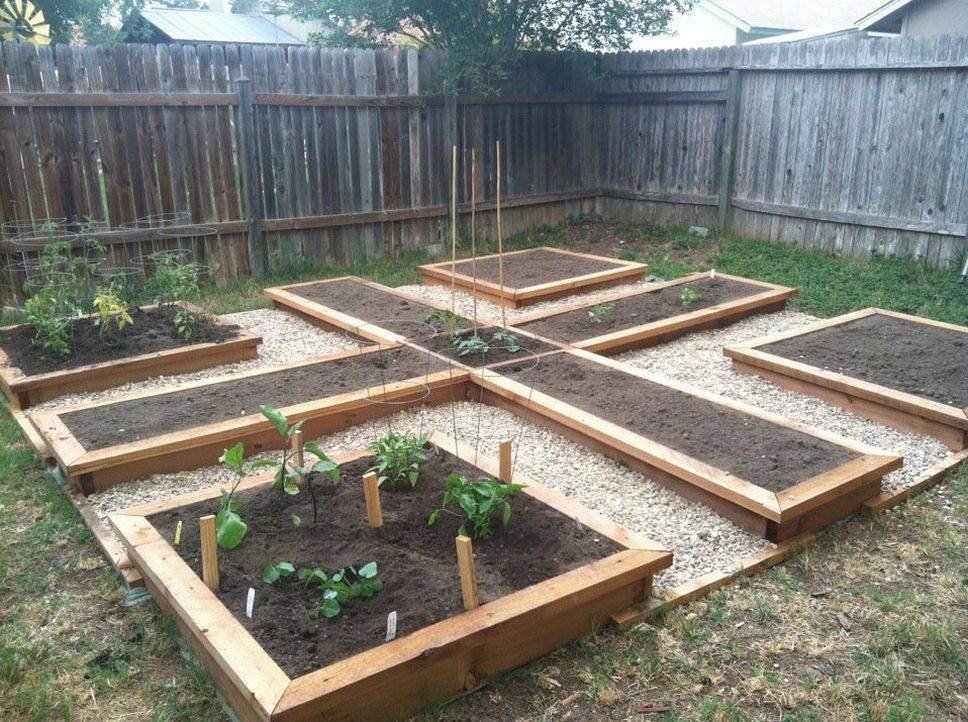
xmin=89 ymin=400 xmax=772 ymax=594
xmin=33 ymin=309 xmax=359 ymax=410
xmin=615 ymin=310 xmax=952 ymax=494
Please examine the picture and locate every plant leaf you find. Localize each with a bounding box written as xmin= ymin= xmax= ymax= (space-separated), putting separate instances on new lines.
xmin=218 ymin=443 xmax=246 ymax=477
xmin=215 ymin=510 xmax=247 ymax=550
xmin=260 ymin=405 xmax=289 ymax=437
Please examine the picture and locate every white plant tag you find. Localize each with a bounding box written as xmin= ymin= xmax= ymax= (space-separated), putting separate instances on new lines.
xmin=385 ymin=611 xmax=397 ymax=642
xmin=710 ymin=269 xmax=716 ymax=279
xmin=174 ymin=520 xmax=183 ymax=545
xmin=246 ymin=588 xmax=255 ymax=619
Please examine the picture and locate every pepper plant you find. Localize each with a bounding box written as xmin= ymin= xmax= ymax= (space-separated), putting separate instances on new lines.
xmin=428 ymin=473 xmax=525 ymax=539
xmin=262 ymin=561 xmax=383 ymax=618
xmin=367 ymin=431 xmax=430 ymax=488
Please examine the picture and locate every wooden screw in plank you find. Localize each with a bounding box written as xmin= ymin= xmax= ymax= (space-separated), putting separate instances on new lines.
xmin=291 ymin=429 xmax=304 ymax=468
xmin=199 ymin=515 xmax=219 ymax=590
xmin=455 ymin=535 xmax=479 ymax=611
xmin=363 ymin=472 xmax=383 ymax=528
xmin=498 ymin=439 xmax=512 ymax=483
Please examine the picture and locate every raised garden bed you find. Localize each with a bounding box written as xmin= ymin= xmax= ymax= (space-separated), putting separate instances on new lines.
xmin=515 ymin=273 xmax=796 ymax=353
xmin=109 ymin=433 xmax=671 ymax=722
xmin=419 ymin=247 xmax=649 ymax=308
xmin=725 ymin=308 xmax=968 ymax=450
xmin=475 ymin=349 xmax=901 ymax=542
xmin=264 ymin=277 xmax=440 ymax=343
xmin=0 ymin=304 xmax=261 ymax=409
xmin=30 ymin=345 xmax=468 ymax=494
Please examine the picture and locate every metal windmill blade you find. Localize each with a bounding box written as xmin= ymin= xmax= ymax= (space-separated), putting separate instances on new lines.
xmin=0 ymin=0 xmax=51 ymax=45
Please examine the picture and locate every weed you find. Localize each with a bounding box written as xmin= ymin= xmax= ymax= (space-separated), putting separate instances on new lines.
xmin=367 ymin=431 xmax=429 ymax=488
xmin=428 ymin=473 xmax=525 ymax=538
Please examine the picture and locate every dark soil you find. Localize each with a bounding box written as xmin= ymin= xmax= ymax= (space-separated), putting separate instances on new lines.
xmin=290 ymin=279 xmax=440 ymax=336
xmin=449 ymin=248 xmax=624 ymax=288
xmin=761 ymin=313 xmax=968 ymax=408
xmin=0 ymin=306 xmax=240 ymax=375
xmin=149 ymin=449 xmax=622 ymax=677
xmin=500 ymin=354 xmax=856 ymax=491
xmin=519 ymin=277 xmax=765 ymax=343
xmin=63 ymin=346 xmax=447 ymax=450
xmin=412 ymin=326 xmax=558 ymax=368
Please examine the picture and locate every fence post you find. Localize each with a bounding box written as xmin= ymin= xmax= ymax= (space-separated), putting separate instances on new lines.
xmin=717 ymin=69 xmax=742 ymax=233
xmin=236 ymin=76 xmax=266 ymax=278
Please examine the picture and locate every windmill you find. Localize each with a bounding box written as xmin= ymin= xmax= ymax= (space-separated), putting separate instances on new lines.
xmin=0 ymin=0 xmax=51 ymax=45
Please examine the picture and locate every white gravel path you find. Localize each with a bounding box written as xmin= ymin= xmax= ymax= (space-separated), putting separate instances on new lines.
xmin=89 ymin=400 xmax=772 ymax=595
xmin=33 ymin=309 xmax=359 ymax=410
xmin=615 ymin=310 xmax=953 ymax=494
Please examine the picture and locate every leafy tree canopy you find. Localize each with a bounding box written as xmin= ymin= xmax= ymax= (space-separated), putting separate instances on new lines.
xmin=284 ymin=0 xmax=689 ymax=92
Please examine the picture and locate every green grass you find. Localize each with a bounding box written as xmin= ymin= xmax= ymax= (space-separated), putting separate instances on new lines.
xmin=2 ymin=219 xmax=966 ymax=720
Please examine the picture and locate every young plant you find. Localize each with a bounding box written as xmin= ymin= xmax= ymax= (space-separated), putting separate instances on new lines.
xmin=453 ymin=333 xmax=490 ymax=357
xmin=261 ymin=561 xmax=295 ymax=584
xmin=425 ymin=309 xmax=468 ymax=333
xmin=260 ymin=405 xmax=340 ymax=524
xmin=215 ymin=442 xmax=271 ymax=550
xmin=92 ymin=292 xmax=133 ymax=339
xmin=24 ymin=289 xmax=72 ymax=358
xmin=680 ymin=287 xmax=704 ymax=305
xmin=428 ymin=474 xmax=525 ymax=539
xmin=299 ymin=562 xmax=383 ymax=618
xmin=492 ymin=329 xmax=521 ymax=353
xmin=587 ymin=302 xmax=615 ymax=324
xmin=172 ymin=308 xmax=198 ymax=340
xmin=367 ymin=431 xmax=430 ymax=488
xmin=147 ymin=250 xmax=201 ymax=308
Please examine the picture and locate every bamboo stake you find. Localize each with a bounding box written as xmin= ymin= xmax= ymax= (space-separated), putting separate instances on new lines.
xmin=363 ymin=471 xmax=383 ymax=528
xmin=498 ymin=439 xmax=512 ymax=483
xmin=496 ymin=140 xmax=507 ymax=329
xmin=291 ymin=429 xmax=304 ymax=468
xmin=199 ymin=514 xmax=219 ymax=590
xmin=455 ymin=535 xmax=479 ymax=610
xmin=450 ymin=144 xmax=458 ymax=334
xmin=470 ymin=147 xmax=479 ymax=334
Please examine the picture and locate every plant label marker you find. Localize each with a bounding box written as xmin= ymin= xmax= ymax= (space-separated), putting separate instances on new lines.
xmin=385 ymin=610 xmax=397 ymax=642
xmin=199 ymin=515 xmax=219 ymax=590
xmin=710 ymin=269 xmax=716 ymax=279
xmin=245 ymin=587 xmax=255 ymax=619
xmin=455 ymin=535 xmax=480 ymax=611
xmin=174 ymin=519 xmax=183 ymax=545
xmin=363 ymin=472 xmax=383 ymax=528
xmin=291 ymin=429 xmax=304 ymax=468
xmin=498 ymin=439 xmax=512 ymax=483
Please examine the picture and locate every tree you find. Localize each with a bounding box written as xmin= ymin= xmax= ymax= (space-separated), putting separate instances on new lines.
xmin=284 ymin=0 xmax=689 ymax=92
xmin=34 ymin=0 xmax=201 ymax=44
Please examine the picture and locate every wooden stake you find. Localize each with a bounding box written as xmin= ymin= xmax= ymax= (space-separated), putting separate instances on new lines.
xmin=200 ymin=514 xmax=219 ymax=590
xmin=455 ymin=535 xmax=479 ymax=610
xmin=498 ymin=439 xmax=512 ymax=483
xmin=291 ymin=429 xmax=304 ymax=467
xmin=450 ymin=144 xmax=458 ymax=333
xmin=496 ymin=140 xmax=507 ymax=329
xmin=363 ymin=472 xmax=383 ymax=528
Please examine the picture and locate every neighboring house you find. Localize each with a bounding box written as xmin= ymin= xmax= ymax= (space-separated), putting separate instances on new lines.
xmin=858 ymin=0 xmax=968 ymax=36
xmin=130 ymin=6 xmax=306 ymax=45
xmin=632 ymin=0 xmax=881 ymax=50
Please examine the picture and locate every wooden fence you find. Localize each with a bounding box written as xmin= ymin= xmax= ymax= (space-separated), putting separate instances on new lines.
xmin=0 ymin=36 xmax=966 ymax=300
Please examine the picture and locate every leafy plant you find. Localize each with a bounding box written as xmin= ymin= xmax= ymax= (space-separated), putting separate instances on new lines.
xmin=367 ymin=431 xmax=430 ymax=488
xmin=260 ymin=405 xmax=340 ymax=524
xmin=172 ymin=308 xmax=198 ymax=340
xmin=492 ymin=329 xmax=521 ymax=352
xmin=587 ymin=302 xmax=615 ymax=324
xmin=147 ymin=250 xmax=201 ymax=308
xmin=92 ymin=292 xmax=133 ymax=338
xmin=261 ymin=561 xmax=295 ymax=584
xmin=425 ymin=308 xmax=468 ymax=333
xmin=24 ymin=288 xmax=72 ymax=358
xmin=428 ymin=473 xmax=525 ymax=539
xmin=214 ymin=442 xmax=270 ymax=550
xmin=680 ymin=287 xmax=704 ymax=305
xmin=453 ymin=333 xmax=490 ymax=357
xmin=299 ymin=562 xmax=383 ymax=618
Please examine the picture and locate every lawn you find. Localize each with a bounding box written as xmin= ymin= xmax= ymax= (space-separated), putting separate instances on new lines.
xmin=1 ymin=222 xmax=965 ymax=721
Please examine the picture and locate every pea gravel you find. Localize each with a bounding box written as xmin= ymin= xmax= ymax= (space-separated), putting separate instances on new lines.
xmin=33 ymin=308 xmax=359 ymax=410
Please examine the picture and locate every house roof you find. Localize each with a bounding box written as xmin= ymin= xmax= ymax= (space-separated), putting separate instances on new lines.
xmin=139 ymin=7 xmax=303 ymax=45
xmin=703 ymin=0 xmax=883 ymax=32
xmin=856 ymin=0 xmax=920 ymax=31
xmin=743 ymin=24 xmax=869 ymax=45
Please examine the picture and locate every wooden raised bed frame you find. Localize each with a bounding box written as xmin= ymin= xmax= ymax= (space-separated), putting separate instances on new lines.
xmin=418 ymin=247 xmax=649 ymax=309
xmin=474 ymin=349 xmax=902 ymax=543
xmin=108 ymin=432 xmax=672 ymax=722
xmin=0 ymin=304 xmax=262 ymax=410
xmin=725 ymin=308 xmax=968 ymax=451
xmin=513 ymin=272 xmax=797 ymax=354
xmin=30 ymin=344 xmax=470 ymax=494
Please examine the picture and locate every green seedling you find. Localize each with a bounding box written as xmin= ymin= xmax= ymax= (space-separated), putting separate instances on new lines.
xmin=587 ymin=302 xmax=615 ymax=324
xmin=265 ymin=562 xmax=384 ymax=618
xmin=680 ymin=287 xmax=704 ymax=305
xmin=261 ymin=561 xmax=295 ymax=584
xmin=492 ymin=329 xmax=521 ymax=352
xmin=215 ymin=441 xmax=274 ymax=549
xmin=428 ymin=473 xmax=525 ymax=539
xmin=92 ymin=292 xmax=133 ymax=339
xmin=368 ymin=431 xmax=430 ymax=488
